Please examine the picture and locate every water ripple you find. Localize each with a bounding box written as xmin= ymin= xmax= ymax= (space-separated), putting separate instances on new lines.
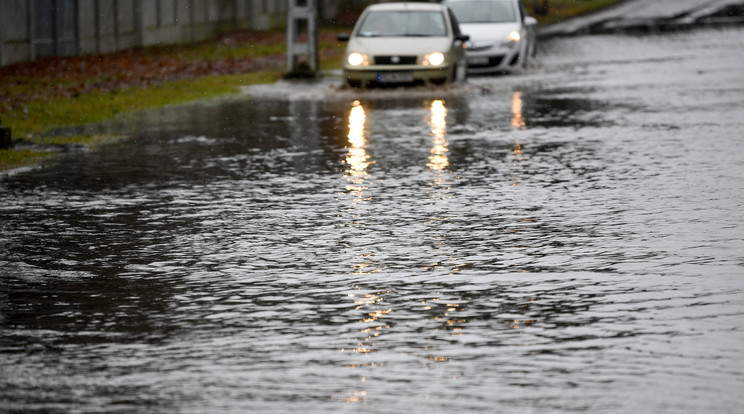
xmin=2 ymin=28 xmax=744 ymax=413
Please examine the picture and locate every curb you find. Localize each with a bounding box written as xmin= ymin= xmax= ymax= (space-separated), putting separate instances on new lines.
xmin=537 ymin=0 xmax=744 ymax=37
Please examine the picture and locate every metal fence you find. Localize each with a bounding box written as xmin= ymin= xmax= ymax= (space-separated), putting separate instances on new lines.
xmin=0 ymin=0 xmax=379 ymax=66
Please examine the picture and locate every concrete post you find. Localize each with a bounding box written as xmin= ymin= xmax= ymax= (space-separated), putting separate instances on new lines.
xmin=189 ymin=0 xmax=195 ymax=42
xmin=94 ymin=0 xmax=100 ymax=53
xmin=244 ymin=0 xmax=253 ymax=29
xmin=134 ymin=0 xmax=144 ymax=47
xmin=287 ymin=0 xmax=318 ymax=75
xmin=232 ymin=0 xmax=238 ymax=28
xmin=28 ymin=0 xmax=36 ymax=61
xmin=113 ymin=0 xmax=120 ymax=50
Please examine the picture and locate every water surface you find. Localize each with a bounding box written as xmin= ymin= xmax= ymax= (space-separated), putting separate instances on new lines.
xmin=2 ymin=28 xmax=744 ymax=413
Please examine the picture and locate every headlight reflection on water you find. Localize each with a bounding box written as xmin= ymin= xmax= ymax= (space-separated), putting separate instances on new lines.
xmin=511 ymin=91 xmax=525 ymax=129
xmin=511 ymin=92 xmax=526 ymax=186
xmin=427 ymin=99 xmax=449 ymax=172
xmin=345 ymin=100 xmax=372 ymax=201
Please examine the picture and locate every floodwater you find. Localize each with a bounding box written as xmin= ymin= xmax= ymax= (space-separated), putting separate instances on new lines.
xmin=2 ymin=27 xmax=744 ymax=413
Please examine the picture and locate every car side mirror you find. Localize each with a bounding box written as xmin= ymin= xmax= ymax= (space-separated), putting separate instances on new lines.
xmin=525 ymin=16 xmax=538 ymax=27
xmin=337 ymin=33 xmax=350 ymax=42
xmin=456 ymin=34 xmax=470 ymax=42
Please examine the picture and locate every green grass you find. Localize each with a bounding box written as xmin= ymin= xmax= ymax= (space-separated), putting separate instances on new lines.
xmin=30 ymin=133 xmax=123 ymax=148
xmin=0 ymin=149 xmax=55 ymax=171
xmin=5 ymin=70 xmax=280 ymax=138
xmin=174 ymin=41 xmax=287 ymax=61
xmin=1 ymin=70 xmax=281 ymax=171
xmin=0 ymin=25 xmax=346 ymax=172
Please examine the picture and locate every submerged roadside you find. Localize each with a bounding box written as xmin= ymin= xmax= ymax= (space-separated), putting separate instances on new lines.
xmin=0 ymin=0 xmax=626 ymax=174
xmin=0 ymin=28 xmax=348 ymax=173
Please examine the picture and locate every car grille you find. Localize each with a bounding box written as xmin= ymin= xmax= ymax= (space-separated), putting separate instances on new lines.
xmin=374 ymin=56 xmax=418 ymax=65
xmin=509 ymin=53 xmax=521 ymax=66
xmin=470 ymin=55 xmax=505 ymax=68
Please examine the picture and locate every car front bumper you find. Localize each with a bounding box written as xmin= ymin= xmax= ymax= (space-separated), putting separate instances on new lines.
xmin=343 ymin=65 xmax=454 ymax=85
xmin=465 ymin=47 xmax=522 ymax=74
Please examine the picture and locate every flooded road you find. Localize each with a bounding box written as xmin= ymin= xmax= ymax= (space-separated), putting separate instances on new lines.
xmin=2 ymin=27 xmax=744 ymax=413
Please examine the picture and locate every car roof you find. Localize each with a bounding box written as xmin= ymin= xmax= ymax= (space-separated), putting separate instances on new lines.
xmin=365 ymin=2 xmax=448 ymax=12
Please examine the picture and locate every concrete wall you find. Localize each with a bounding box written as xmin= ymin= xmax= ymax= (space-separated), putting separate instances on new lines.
xmin=0 ymin=0 xmax=386 ymax=66
xmin=0 ymin=0 xmax=345 ymax=66
xmin=0 ymin=0 xmax=35 ymax=65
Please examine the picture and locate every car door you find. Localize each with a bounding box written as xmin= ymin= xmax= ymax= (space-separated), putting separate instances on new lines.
xmin=517 ymin=0 xmax=537 ymax=58
xmin=447 ymin=7 xmax=467 ymax=65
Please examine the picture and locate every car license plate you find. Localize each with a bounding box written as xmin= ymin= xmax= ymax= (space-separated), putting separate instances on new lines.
xmin=377 ymin=72 xmax=414 ymax=83
xmin=468 ymin=56 xmax=490 ymax=66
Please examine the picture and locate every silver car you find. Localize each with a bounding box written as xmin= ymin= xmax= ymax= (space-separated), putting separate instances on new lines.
xmin=337 ymin=2 xmax=470 ymax=88
xmin=444 ymin=0 xmax=537 ymax=74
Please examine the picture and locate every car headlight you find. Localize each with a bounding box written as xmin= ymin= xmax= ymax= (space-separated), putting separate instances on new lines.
xmin=503 ymin=31 xmax=521 ymax=47
xmin=424 ymin=52 xmax=445 ymax=66
xmin=347 ymin=52 xmax=369 ymax=66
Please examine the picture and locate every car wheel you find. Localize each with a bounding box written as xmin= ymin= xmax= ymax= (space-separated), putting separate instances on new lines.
xmin=453 ymin=60 xmax=468 ymax=83
xmin=346 ymin=79 xmax=362 ymax=89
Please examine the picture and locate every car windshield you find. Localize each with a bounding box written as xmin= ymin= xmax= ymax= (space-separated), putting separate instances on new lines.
xmin=356 ymin=11 xmax=448 ymax=37
xmin=448 ymin=1 xmax=517 ymax=23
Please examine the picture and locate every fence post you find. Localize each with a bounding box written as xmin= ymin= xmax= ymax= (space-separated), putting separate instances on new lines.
xmin=245 ymin=0 xmax=253 ymax=29
xmin=28 ymin=0 xmax=36 ymax=60
xmin=287 ymin=0 xmax=318 ymax=76
xmin=113 ymin=0 xmax=120 ymax=50
xmin=232 ymin=0 xmax=238 ymax=28
xmin=0 ymin=3 xmax=5 ymax=66
xmin=134 ymin=0 xmax=144 ymax=47
xmin=189 ymin=0 xmax=195 ymax=42
xmin=94 ymin=0 xmax=100 ymax=53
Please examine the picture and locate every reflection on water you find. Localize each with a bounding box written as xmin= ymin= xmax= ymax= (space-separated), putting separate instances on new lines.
xmin=342 ymin=101 xmax=388 ymax=400
xmin=511 ymin=91 xmax=526 ymax=129
xmin=511 ymin=92 xmax=525 ymax=187
xmin=423 ymin=99 xmax=465 ymax=366
xmin=345 ymin=100 xmax=372 ymax=202
xmin=427 ymin=100 xmax=449 ymax=172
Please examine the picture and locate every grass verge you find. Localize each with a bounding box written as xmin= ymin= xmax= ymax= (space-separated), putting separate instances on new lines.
xmin=6 ymin=70 xmax=281 ymax=137
xmin=1 ymin=70 xmax=284 ymax=172
xmin=0 ymin=29 xmax=345 ymax=172
xmin=0 ymin=149 xmax=55 ymax=172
